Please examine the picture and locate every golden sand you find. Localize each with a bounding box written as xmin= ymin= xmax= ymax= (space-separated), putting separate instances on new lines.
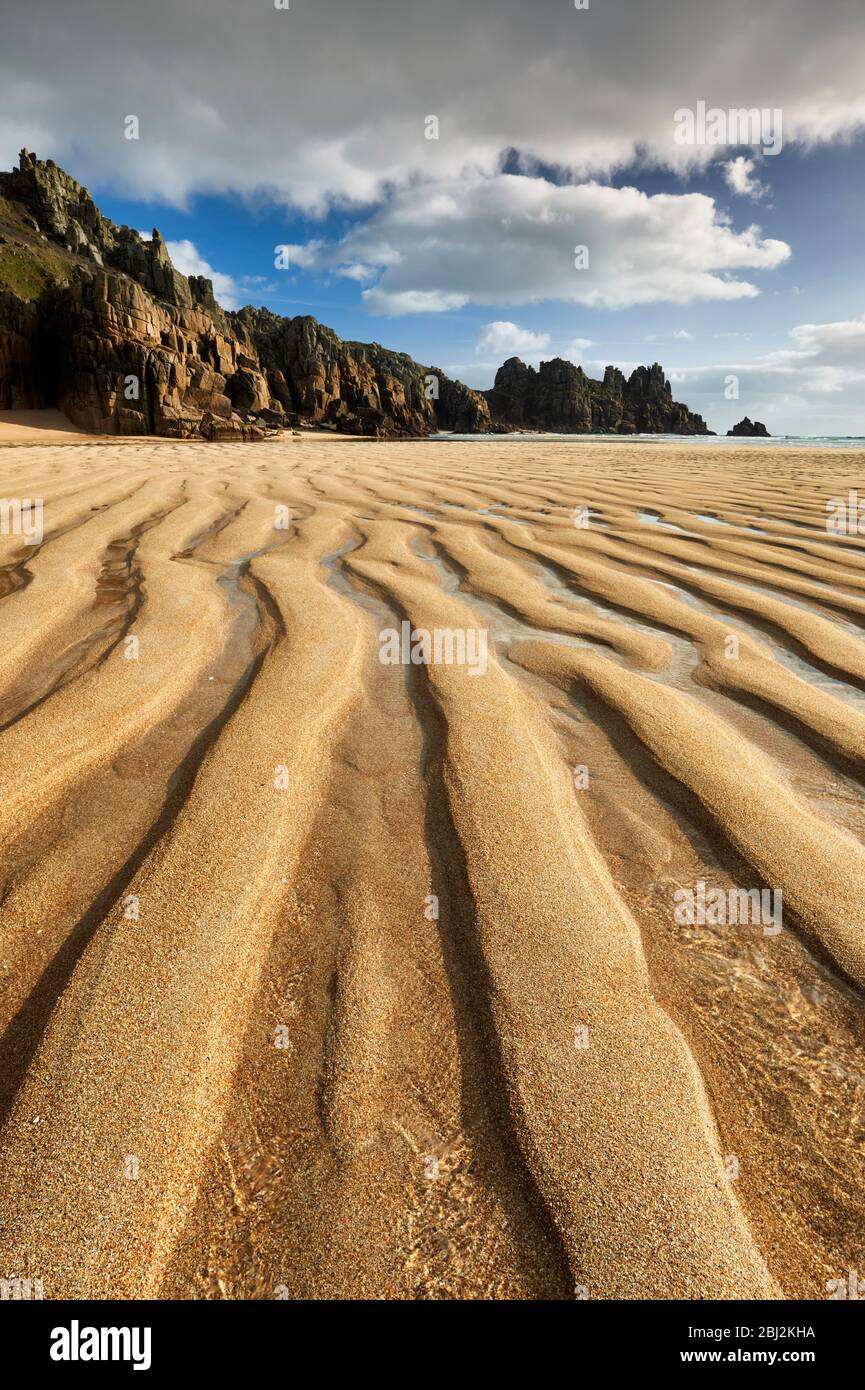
xmin=0 ymin=432 xmax=863 ymax=1300
xmin=0 ymin=409 xmax=100 ymax=445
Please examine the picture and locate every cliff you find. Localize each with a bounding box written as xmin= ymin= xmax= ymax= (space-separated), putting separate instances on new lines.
xmin=484 ymin=357 xmax=711 ymax=435
xmin=0 ymin=151 xmax=712 ymax=440
xmin=0 ymin=151 xmax=490 ymax=439
xmin=233 ymin=306 xmax=491 ymax=435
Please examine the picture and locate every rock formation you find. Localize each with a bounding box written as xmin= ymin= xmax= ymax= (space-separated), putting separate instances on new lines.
xmin=484 ymin=357 xmax=711 ymax=435
xmin=234 ymin=306 xmax=491 ymax=435
xmin=0 ymin=292 xmax=42 ymax=410
xmin=727 ymin=417 xmax=770 ymax=437
xmin=0 ymin=150 xmax=713 ymax=440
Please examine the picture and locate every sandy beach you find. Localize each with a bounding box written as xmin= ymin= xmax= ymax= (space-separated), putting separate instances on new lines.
xmin=0 ymin=430 xmax=863 ymax=1300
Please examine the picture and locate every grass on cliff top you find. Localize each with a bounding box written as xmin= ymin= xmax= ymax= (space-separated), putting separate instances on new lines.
xmin=0 ymin=240 xmax=75 ymax=300
xmin=0 ymin=196 xmax=77 ymax=300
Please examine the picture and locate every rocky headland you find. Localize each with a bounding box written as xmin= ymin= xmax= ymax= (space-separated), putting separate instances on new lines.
xmin=0 ymin=150 xmax=712 ymax=440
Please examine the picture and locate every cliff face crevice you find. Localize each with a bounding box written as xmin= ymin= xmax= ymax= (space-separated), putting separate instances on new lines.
xmin=0 ymin=291 xmax=45 ymax=410
xmin=0 ymin=151 xmax=712 ymax=439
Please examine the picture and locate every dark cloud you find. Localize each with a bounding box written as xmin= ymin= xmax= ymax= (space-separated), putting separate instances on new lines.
xmin=1 ymin=0 xmax=863 ymax=209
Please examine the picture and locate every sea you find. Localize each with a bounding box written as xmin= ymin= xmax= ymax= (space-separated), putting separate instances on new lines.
xmin=430 ymin=432 xmax=865 ymax=448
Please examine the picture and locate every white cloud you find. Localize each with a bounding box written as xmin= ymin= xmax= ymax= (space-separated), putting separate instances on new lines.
xmin=164 ymin=239 xmax=240 ymax=310
xmin=788 ymin=315 xmax=865 ymax=363
xmin=334 ymin=263 xmax=378 ymax=282
xmin=290 ymin=173 xmax=790 ymax=314
xmin=447 ymin=314 xmax=865 ymax=431
xmin=275 ymin=240 xmax=324 ymax=271
xmin=366 ymin=289 xmax=466 ymax=313
xmin=672 ymin=328 xmax=693 ymax=340
xmin=475 ymin=321 xmax=551 ymax=358
xmin=665 ymin=314 xmax=865 ymax=433
xmin=723 ymin=156 xmax=768 ymax=200
xmin=240 ymin=274 xmax=277 ymax=294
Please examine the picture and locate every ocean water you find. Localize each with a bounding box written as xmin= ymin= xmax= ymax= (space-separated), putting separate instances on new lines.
xmin=430 ymin=432 xmax=865 ymax=448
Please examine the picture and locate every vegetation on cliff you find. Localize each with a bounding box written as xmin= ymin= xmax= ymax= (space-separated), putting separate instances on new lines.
xmin=0 ymin=151 xmax=712 ymax=439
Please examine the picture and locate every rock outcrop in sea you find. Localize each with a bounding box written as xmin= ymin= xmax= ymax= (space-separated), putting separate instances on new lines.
xmin=0 ymin=150 xmax=712 ymax=440
xmin=727 ymin=417 xmax=770 ymax=437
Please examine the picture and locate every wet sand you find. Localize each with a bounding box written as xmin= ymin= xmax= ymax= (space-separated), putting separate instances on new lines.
xmin=0 ymin=433 xmax=863 ymax=1300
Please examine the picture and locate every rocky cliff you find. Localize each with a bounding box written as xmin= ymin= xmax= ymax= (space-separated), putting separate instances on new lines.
xmin=484 ymin=357 xmax=711 ymax=435
xmin=233 ymin=306 xmax=491 ymax=436
xmin=0 ymin=151 xmax=490 ymax=439
xmin=0 ymin=150 xmax=711 ymax=440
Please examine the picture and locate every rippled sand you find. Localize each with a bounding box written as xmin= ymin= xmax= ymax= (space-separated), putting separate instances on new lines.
xmin=1 ymin=433 xmax=864 ymax=1300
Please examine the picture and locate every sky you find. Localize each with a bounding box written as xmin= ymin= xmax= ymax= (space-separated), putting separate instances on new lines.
xmin=1 ymin=0 xmax=864 ymax=434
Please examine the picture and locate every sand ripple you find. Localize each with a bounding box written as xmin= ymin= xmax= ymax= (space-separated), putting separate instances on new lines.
xmin=0 ymin=436 xmax=863 ymax=1300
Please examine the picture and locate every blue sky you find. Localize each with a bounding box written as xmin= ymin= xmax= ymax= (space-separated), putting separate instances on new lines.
xmin=92 ymin=137 xmax=865 ymax=434
xmin=3 ymin=0 xmax=864 ymax=433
